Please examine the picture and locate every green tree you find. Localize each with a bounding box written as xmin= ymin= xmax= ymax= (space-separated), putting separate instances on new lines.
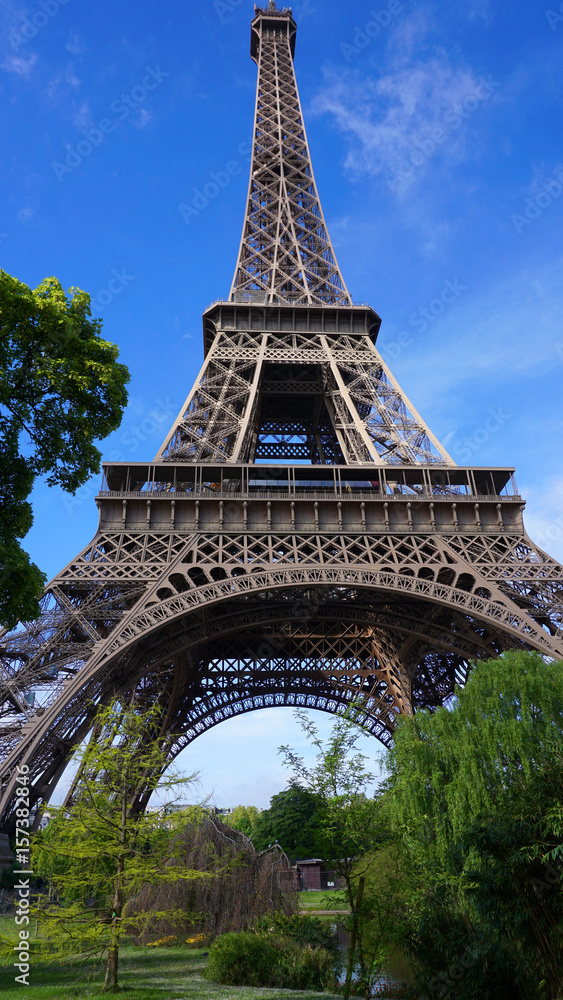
xmin=383 ymin=650 xmax=563 ymax=1000
xmin=0 ymin=271 xmax=129 ymax=627
xmin=29 ymin=700 xmax=204 ymax=992
xmin=227 ymin=804 xmax=260 ymax=838
xmin=251 ymin=784 xmax=323 ymax=858
xmin=384 ymin=650 xmax=563 ymax=871
xmin=459 ymin=750 xmax=563 ymax=999
xmin=279 ymin=710 xmax=395 ymax=997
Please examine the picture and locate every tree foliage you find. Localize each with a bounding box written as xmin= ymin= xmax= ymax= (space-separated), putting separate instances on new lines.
xmin=250 ymin=784 xmax=323 ymax=858
xmin=384 ymin=650 xmax=563 ymax=871
xmin=279 ymin=709 xmax=397 ymax=996
xmin=383 ymin=651 xmax=563 ymax=1000
xmin=226 ymin=804 xmax=260 ymax=838
xmin=0 ymin=271 xmax=129 ymax=627
xmin=280 ymin=710 xmax=383 ymax=878
xmin=459 ymin=750 xmax=563 ymax=999
xmin=30 ymin=700 xmax=201 ymax=992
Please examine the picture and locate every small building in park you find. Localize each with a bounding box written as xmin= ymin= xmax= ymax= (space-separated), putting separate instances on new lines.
xmin=295 ymin=859 xmax=340 ymax=891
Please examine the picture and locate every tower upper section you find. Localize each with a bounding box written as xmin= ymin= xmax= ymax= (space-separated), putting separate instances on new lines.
xmin=230 ymin=3 xmax=352 ymax=307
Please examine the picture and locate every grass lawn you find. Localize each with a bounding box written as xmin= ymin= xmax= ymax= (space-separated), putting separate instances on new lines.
xmin=0 ymin=913 xmax=417 ymax=1000
xmin=298 ymin=891 xmax=348 ymax=913
xmin=0 ymin=943 xmax=342 ymax=1000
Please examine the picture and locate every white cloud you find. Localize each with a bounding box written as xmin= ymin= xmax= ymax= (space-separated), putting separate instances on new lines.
xmin=66 ymin=32 xmax=83 ymax=56
xmin=131 ymin=106 xmax=154 ymax=130
xmin=311 ymin=8 xmax=503 ymax=195
xmin=313 ymin=55 xmax=489 ymax=193
xmin=520 ymin=475 xmax=563 ymax=566
xmin=73 ymin=101 xmax=92 ymax=129
xmin=390 ymin=254 xmax=563 ymax=410
xmin=465 ymin=0 xmax=493 ymax=22
xmin=45 ymin=67 xmax=80 ymax=99
xmin=1 ymin=52 xmax=37 ymax=77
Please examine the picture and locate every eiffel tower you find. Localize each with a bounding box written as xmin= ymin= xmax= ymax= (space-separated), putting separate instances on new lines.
xmin=1 ymin=2 xmax=563 ymax=854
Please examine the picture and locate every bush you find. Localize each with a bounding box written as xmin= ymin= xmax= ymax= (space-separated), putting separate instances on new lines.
xmin=205 ymin=930 xmax=336 ymax=991
xmin=407 ymin=891 xmax=533 ymax=1000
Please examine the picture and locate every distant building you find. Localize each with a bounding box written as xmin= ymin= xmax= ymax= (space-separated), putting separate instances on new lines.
xmin=295 ymin=858 xmax=340 ymax=890
xmin=147 ymin=803 xmax=235 ymax=819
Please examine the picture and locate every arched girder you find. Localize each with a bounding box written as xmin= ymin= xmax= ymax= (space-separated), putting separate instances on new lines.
xmin=132 ymin=591 xmax=514 ymax=671
xmin=1 ymin=563 xmax=561 ymax=834
xmin=94 ymin=565 xmax=563 ymax=665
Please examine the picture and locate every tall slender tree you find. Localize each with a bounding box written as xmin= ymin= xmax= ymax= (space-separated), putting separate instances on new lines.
xmin=30 ymin=700 xmax=203 ymax=992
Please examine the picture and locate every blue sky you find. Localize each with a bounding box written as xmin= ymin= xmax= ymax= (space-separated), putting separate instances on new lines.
xmin=2 ymin=0 xmax=563 ymax=809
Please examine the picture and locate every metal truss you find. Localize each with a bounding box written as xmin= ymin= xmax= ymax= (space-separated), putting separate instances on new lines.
xmin=1 ymin=1 xmax=563 ymax=837
xmin=230 ymin=5 xmax=350 ymax=305
xmin=157 ymin=326 xmax=453 ymax=466
xmin=1 ymin=507 xmax=562 ymax=832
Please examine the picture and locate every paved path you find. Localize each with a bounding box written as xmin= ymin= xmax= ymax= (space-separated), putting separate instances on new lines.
xmin=298 ymin=909 xmax=349 ymax=915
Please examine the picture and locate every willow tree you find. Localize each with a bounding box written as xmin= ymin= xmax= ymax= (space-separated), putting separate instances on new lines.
xmin=384 ymin=650 xmax=563 ymax=870
xmin=383 ymin=650 xmax=563 ymax=1000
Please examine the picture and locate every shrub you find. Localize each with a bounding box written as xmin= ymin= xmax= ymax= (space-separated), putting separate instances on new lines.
xmin=205 ymin=930 xmax=336 ymax=991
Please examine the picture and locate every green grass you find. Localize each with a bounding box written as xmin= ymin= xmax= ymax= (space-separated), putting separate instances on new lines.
xmin=0 ymin=943 xmax=342 ymax=1000
xmin=298 ymin=891 xmax=348 ymax=912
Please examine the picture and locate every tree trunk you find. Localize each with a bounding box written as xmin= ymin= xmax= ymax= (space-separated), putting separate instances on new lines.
xmin=343 ymin=876 xmax=365 ymax=1000
xmin=104 ymin=781 xmax=127 ymax=992
xmin=103 ymin=854 xmax=124 ymax=992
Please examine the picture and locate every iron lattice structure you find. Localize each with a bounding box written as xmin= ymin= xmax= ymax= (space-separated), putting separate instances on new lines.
xmin=1 ymin=2 xmax=563 ymax=841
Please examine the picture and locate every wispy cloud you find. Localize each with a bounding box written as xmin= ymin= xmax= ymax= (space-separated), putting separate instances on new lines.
xmin=17 ymin=206 xmax=35 ymax=222
xmin=66 ymin=32 xmax=83 ymax=57
xmin=1 ymin=52 xmax=37 ymax=77
xmin=313 ymin=57 xmax=488 ymax=190
xmin=73 ymin=101 xmax=92 ymax=129
xmin=388 ymin=254 xmax=563 ymax=413
xmin=311 ymin=9 xmax=502 ymax=195
xmin=131 ymin=106 xmax=154 ymax=130
xmin=45 ymin=66 xmax=81 ymax=99
xmin=465 ymin=0 xmax=493 ymax=23
xmin=521 ymin=475 xmax=563 ymax=566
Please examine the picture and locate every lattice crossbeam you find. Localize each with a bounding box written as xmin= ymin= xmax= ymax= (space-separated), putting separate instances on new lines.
xmin=157 ymin=330 xmax=452 ymax=466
